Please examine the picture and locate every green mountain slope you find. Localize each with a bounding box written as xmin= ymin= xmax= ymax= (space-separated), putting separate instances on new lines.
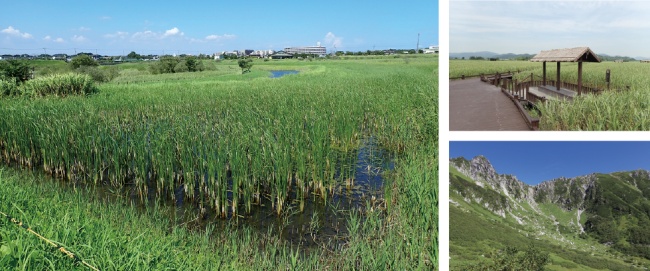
xmin=450 ymin=156 xmax=650 ymax=270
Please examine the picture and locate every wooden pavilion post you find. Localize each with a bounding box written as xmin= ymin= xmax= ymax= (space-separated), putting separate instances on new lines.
xmin=578 ymin=61 xmax=583 ymax=96
xmin=556 ymin=62 xmax=561 ymax=90
xmin=542 ymin=62 xmax=546 ymax=85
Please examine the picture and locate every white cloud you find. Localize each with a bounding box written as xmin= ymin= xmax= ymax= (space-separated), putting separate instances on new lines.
xmin=78 ymin=26 xmax=91 ymax=32
xmin=72 ymin=35 xmax=87 ymax=42
xmin=131 ymin=27 xmax=184 ymax=41
xmin=100 ymin=16 xmax=111 ymax=20
xmin=163 ymin=27 xmax=183 ymax=37
xmin=1 ymin=26 xmax=33 ymax=39
xmin=44 ymin=36 xmax=65 ymax=43
xmin=323 ymin=32 xmax=343 ymax=49
xmin=191 ymin=34 xmax=236 ymax=43
xmin=104 ymin=31 xmax=129 ymax=39
xmin=131 ymin=30 xmax=158 ymax=40
xmin=450 ymin=1 xmax=650 ymax=56
xmin=205 ymin=34 xmax=236 ymax=41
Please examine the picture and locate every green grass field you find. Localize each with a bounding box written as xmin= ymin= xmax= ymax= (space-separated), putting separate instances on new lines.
xmin=0 ymin=55 xmax=437 ymax=270
xmin=449 ymin=59 xmax=539 ymax=79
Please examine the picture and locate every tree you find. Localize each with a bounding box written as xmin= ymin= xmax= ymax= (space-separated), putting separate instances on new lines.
xmin=238 ymin=59 xmax=253 ymax=74
xmin=185 ymin=56 xmax=201 ymax=72
xmin=174 ymin=61 xmax=189 ymax=73
xmin=127 ymin=51 xmax=141 ymax=59
xmin=0 ymin=60 xmax=31 ymax=83
xmin=150 ymin=56 xmax=180 ymax=74
xmin=70 ymin=54 xmax=98 ymax=69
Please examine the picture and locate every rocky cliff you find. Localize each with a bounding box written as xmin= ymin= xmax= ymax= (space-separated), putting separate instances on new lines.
xmin=451 ymin=156 xmax=597 ymax=212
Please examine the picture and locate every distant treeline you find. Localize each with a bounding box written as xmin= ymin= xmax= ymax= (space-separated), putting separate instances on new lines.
xmin=597 ymin=55 xmax=637 ymax=62
xmin=451 ymin=54 xmax=638 ymax=62
xmin=450 ymin=54 xmax=534 ymax=61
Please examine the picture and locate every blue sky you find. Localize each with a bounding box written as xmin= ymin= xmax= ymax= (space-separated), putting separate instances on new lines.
xmin=450 ymin=141 xmax=650 ymax=185
xmin=451 ymin=1 xmax=650 ymax=58
xmin=0 ymin=1 xmax=438 ymax=56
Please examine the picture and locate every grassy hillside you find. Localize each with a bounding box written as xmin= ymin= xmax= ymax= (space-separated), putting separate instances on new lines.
xmin=584 ymin=173 xmax=650 ymax=259
xmin=450 ymin=165 xmax=650 ymax=270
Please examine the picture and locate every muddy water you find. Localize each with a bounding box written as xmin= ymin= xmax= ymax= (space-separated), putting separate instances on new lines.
xmin=67 ymin=137 xmax=393 ymax=250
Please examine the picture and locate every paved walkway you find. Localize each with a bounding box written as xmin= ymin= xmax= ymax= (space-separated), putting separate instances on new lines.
xmin=449 ymin=78 xmax=530 ymax=131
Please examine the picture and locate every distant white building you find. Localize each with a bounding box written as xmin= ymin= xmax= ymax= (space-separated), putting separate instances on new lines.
xmin=424 ymin=45 xmax=439 ymax=54
xmin=284 ymin=45 xmax=326 ymax=56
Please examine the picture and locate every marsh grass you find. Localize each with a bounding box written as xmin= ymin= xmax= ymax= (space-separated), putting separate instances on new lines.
xmin=535 ymin=63 xmax=650 ymax=130
xmin=0 ymin=79 xmax=19 ymax=96
xmin=8 ymin=73 xmax=98 ymax=97
xmin=0 ymin=55 xmax=437 ymax=269
xmin=0 ymin=139 xmax=436 ymax=270
xmin=0 ymin=168 xmax=318 ymax=270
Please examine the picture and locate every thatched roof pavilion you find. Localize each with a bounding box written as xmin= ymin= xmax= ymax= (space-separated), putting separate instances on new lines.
xmin=530 ymin=47 xmax=601 ymax=95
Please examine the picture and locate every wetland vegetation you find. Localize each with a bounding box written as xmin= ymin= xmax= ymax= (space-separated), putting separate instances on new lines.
xmin=0 ymin=55 xmax=437 ymax=270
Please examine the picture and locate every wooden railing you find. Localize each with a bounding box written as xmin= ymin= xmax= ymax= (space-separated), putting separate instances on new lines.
xmin=499 ymin=76 xmax=531 ymax=101
xmin=499 ymin=81 xmax=540 ymax=130
xmin=480 ymin=72 xmax=513 ymax=86
xmin=493 ymin=73 xmax=538 ymax=130
xmin=498 ymin=73 xmax=608 ymax=103
xmin=485 ymin=72 xmax=632 ymax=130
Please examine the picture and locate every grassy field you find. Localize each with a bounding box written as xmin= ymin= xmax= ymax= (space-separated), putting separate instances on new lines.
xmin=450 ymin=59 xmax=650 ymax=130
xmin=0 ymin=55 xmax=437 ymax=270
xmin=449 ymin=59 xmax=539 ymax=79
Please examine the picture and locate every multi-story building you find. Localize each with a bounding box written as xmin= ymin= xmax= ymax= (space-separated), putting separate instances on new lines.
xmin=424 ymin=45 xmax=439 ymax=54
xmin=284 ymin=46 xmax=326 ymax=56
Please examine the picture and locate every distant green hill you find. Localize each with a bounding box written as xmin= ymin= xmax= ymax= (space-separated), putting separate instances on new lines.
xmin=597 ymin=54 xmax=638 ymax=62
xmin=450 ymin=156 xmax=650 ymax=270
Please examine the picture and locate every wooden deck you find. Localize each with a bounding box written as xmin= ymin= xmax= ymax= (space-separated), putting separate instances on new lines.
xmin=450 ymin=78 xmax=531 ymax=131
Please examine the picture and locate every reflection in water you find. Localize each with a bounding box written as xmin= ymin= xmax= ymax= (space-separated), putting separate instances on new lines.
xmin=270 ymin=70 xmax=299 ymax=78
xmin=58 ymin=137 xmax=393 ymax=250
